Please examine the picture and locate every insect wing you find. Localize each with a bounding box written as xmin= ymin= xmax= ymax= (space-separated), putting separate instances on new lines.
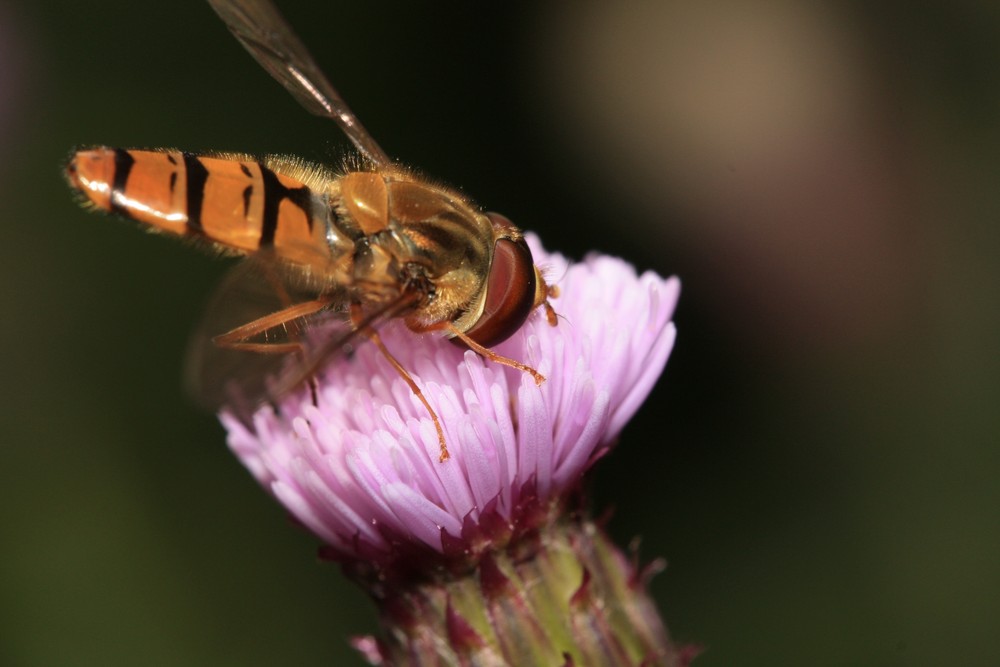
xmin=184 ymin=253 xmax=349 ymax=423
xmin=206 ymin=0 xmax=390 ymax=167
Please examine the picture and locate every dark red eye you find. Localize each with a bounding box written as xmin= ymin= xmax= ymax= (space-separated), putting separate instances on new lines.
xmin=462 ymin=216 xmax=537 ymax=348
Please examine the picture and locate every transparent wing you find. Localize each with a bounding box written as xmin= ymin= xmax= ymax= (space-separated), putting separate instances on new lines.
xmin=206 ymin=0 xmax=391 ymax=167
xmin=184 ymin=253 xmax=418 ymax=426
xmin=184 ymin=253 xmax=350 ymax=423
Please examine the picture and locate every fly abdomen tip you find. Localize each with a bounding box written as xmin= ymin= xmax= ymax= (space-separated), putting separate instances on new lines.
xmin=66 ymin=148 xmax=116 ymax=212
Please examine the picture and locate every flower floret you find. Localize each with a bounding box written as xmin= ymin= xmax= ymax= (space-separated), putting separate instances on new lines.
xmin=223 ymin=236 xmax=679 ymax=566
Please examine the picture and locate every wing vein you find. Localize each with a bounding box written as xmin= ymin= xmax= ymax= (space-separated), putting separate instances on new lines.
xmin=206 ymin=0 xmax=391 ymax=166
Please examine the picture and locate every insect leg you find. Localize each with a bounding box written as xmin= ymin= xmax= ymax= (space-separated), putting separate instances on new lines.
xmin=350 ymin=304 xmax=450 ymax=462
xmin=445 ymin=323 xmax=546 ymax=386
xmin=213 ymin=297 xmax=335 ymax=354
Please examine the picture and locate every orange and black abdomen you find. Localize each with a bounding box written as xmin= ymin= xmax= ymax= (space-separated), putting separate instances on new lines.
xmin=66 ymin=148 xmax=332 ymax=262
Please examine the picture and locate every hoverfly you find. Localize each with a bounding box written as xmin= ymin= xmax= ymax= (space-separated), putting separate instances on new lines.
xmin=65 ymin=0 xmax=558 ymax=462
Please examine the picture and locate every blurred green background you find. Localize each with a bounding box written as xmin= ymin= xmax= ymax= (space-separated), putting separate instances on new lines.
xmin=2 ymin=1 xmax=999 ymax=665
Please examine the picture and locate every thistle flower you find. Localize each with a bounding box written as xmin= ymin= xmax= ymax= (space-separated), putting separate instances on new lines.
xmin=222 ymin=236 xmax=688 ymax=665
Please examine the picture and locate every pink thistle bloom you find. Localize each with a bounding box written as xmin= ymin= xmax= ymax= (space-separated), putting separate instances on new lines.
xmin=222 ymin=236 xmax=679 ymax=572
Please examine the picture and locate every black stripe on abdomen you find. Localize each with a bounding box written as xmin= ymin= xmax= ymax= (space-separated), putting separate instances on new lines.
xmin=258 ymin=163 xmax=313 ymax=248
xmin=241 ymin=185 xmax=253 ymax=218
xmin=259 ymin=165 xmax=281 ymax=247
xmin=182 ymin=153 xmax=209 ymax=233
xmin=109 ymin=149 xmax=135 ymax=215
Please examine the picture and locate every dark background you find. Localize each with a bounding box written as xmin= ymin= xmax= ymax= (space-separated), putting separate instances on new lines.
xmin=2 ymin=1 xmax=999 ymax=665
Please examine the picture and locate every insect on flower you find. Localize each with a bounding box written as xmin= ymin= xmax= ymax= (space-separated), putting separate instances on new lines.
xmin=64 ymin=0 xmax=558 ymax=462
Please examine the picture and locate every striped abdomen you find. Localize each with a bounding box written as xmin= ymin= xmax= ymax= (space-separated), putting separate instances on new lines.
xmin=66 ymin=148 xmax=343 ymax=267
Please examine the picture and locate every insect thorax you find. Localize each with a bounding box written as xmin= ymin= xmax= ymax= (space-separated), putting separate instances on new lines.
xmin=334 ymin=171 xmax=495 ymax=329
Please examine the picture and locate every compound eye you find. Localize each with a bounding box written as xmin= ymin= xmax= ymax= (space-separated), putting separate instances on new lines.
xmin=463 ymin=226 xmax=537 ymax=348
